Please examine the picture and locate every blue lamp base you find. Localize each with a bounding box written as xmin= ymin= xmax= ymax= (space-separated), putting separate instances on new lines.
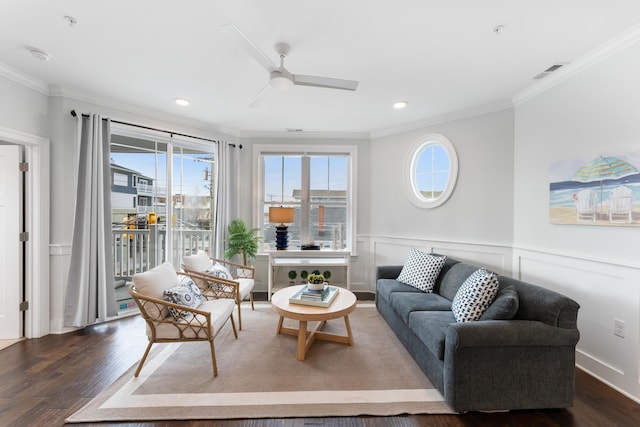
xmin=274 ymin=225 xmax=289 ymax=250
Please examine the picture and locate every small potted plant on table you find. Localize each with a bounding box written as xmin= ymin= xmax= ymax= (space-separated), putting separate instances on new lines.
xmin=307 ymin=273 xmax=326 ymax=291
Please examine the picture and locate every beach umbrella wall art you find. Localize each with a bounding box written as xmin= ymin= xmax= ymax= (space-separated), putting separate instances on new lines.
xmin=549 ymin=152 xmax=640 ymax=226
xmin=572 ymin=156 xmax=639 ymax=215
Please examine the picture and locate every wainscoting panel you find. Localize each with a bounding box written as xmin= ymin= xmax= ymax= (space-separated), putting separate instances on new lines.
xmin=514 ymin=248 xmax=640 ymax=402
xmin=49 ymin=244 xmax=72 ymax=334
xmin=369 ymin=236 xmax=512 ymax=277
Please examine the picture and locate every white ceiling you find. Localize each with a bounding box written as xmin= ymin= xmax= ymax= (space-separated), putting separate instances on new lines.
xmin=2 ymin=1 xmax=640 ymax=137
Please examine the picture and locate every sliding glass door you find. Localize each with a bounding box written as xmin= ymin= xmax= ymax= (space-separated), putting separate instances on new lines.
xmin=109 ymin=131 xmax=217 ymax=312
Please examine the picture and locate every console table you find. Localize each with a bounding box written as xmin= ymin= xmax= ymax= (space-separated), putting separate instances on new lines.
xmin=267 ymin=250 xmax=351 ymax=300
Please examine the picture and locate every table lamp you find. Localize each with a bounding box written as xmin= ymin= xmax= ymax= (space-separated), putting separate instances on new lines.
xmin=269 ymin=207 xmax=295 ymax=250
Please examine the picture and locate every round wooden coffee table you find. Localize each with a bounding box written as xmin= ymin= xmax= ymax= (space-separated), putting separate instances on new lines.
xmin=271 ymin=285 xmax=357 ymax=360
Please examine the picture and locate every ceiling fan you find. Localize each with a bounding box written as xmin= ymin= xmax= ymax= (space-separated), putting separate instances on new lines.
xmin=220 ymin=24 xmax=359 ymax=107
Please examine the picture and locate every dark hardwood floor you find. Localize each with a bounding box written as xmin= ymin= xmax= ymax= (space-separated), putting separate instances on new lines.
xmin=1 ymin=312 xmax=639 ymax=427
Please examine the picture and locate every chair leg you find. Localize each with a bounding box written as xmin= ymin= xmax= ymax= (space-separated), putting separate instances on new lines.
xmin=134 ymin=340 xmax=154 ymax=377
xmin=250 ymin=291 xmax=255 ymax=310
xmin=237 ymin=300 xmax=243 ymax=331
xmin=230 ymin=313 xmax=238 ymax=339
xmin=208 ymin=339 xmax=218 ymax=377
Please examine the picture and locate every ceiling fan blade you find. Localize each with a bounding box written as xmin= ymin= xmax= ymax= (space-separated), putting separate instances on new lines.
xmin=220 ymin=23 xmax=277 ymax=71
xmin=292 ymin=74 xmax=359 ymax=91
xmin=248 ymin=84 xmax=272 ymax=108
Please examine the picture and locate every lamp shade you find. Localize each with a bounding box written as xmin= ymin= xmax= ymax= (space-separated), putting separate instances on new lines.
xmin=269 ymin=207 xmax=294 ymax=224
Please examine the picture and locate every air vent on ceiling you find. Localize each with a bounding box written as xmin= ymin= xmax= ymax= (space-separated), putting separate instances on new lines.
xmin=533 ymin=62 xmax=569 ymax=80
xmin=286 ymin=128 xmax=304 ymax=132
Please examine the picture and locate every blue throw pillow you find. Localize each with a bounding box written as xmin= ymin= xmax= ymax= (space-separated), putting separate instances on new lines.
xmin=479 ymin=286 xmax=519 ymax=320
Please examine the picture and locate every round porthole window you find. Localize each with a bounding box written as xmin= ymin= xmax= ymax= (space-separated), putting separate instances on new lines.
xmin=404 ymin=134 xmax=458 ymax=208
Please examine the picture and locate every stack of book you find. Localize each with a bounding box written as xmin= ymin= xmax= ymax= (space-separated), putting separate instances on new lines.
xmin=289 ymin=285 xmax=339 ymax=307
xmin=300 ymin=284 xmax=330 ymax=301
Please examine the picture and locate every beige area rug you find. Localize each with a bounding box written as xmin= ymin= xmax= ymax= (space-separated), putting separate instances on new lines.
xmin=67 ymin=302 xmax=453 ymax=423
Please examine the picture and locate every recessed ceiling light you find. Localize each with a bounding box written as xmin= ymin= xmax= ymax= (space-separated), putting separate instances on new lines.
xmin=29 ymin=48 xmax=52 ymax=62
xmin=393 ymin=101 xmax=407 ymax=109
xmin=175 ymin=98 xmax=189 ymax=106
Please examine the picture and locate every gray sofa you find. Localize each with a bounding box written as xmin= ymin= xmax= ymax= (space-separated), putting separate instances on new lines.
xmin=376 ymin=255 xmax=580 ymax=413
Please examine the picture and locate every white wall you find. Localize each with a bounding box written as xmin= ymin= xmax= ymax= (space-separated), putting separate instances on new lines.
xmin=367 ymin=109 xmax=515 ymax=274
xmin=513 ymin=40 xmax=640 ymax=402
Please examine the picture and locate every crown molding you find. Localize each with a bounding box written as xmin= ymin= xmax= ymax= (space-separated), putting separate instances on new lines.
xmin=512 ymin=22 xmax=640 ymax=106
xmin=370 ymin=99 xmax=514 ymax=139
xmin=239 ymin=130 xmax=370 ymax=140
xmin=51 ymin=85 xmax=238 ymax=140
xmin=0 ymin=62 xmax=49 ymax=95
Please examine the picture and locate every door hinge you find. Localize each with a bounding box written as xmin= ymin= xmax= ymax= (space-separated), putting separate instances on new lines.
xmin=20 ymin=301 xmax=29 ymax=311
xmin=19 ymin=232 xmax=29 ymax=242
xmin=19 ymin=161 xmax=29 ymax=172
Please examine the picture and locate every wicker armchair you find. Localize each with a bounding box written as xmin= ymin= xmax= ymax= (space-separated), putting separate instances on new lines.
xmin=129 ymin=263 xmax=238 ymax=377
xmin=182 ymin=252 xmax=255 ymax=330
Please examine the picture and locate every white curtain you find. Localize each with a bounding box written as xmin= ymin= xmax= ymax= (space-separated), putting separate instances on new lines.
xmin=64 ymin=113 xmax=117 ymax=327
xmin=214 ymin=141 xmax=239 ymax=259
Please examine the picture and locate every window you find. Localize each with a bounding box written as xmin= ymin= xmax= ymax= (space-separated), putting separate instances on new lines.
xmin=113 ymin=172 xmax=128 ymax=187
xmin=256 ymin=144 xmax=356 ymax=252
xmin=405 ymin=134 xmax=458 ymax=208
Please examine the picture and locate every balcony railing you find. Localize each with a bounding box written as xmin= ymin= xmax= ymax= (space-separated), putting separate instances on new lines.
xmin=112 ymin=226 xmax=214 ymax=282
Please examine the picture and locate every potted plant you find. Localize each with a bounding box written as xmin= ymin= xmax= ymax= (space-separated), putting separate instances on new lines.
xmin=307 ymin=272 xmax=326 ymax=291
xmin=323 ymin=270 xmax=332 ymax=284
xmin=224 ymin=218 xmax=261 ymax=266
xmin=288 ymin=270 xmax=297 ymax=284
xmin=300 ymin=270 xmax=309 ymax=284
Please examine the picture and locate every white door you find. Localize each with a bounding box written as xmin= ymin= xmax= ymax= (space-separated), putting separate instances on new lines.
xmin=0 ymin=145 xmax=22 ymax=339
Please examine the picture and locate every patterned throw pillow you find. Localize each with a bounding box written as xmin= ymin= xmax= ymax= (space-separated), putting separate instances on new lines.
xmin=179 ymin=275 xmax=205 ymax=301
xmin=396 ymin=248 xmax=446 ymax=292
xmin=163 ymin=284 xmax=203 ymax=321
xmin=206 ymin=262 xmax=233 ymax=281
xmin=451 ymin=268 xmax=500 ymax=323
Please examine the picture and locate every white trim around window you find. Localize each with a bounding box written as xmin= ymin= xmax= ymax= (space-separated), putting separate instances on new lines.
xmin=253 ymin=144 xmax=358 ymax=255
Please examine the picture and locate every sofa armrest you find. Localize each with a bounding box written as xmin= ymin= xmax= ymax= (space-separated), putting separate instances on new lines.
xmin=447 ymin=320 xmax=580 ymax=348
xmin=443 ymin=319 xmax=580 ymax=412
xmin=376 ymin=265 xmax=403 ymax=280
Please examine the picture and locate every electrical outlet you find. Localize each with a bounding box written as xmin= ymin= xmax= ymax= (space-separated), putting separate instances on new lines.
xmin=614 ymin=319 xmax=625 ymax=338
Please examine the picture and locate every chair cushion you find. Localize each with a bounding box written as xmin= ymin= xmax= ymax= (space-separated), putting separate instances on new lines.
xmin=152 ymin=298 xmax=235 ymax=340
xmin=182 ymin=251 xmax=213 ymax=272
xmin=480 ymin=286 xmax=519 ymax=320
xmin=451 ymin=268 xmax=499 ymax=322
xmin=236 ymin=278 xmax=255 ymax=300
xmin=396 ymin=248 xmax=446 ymax=292
xmin=133 ymin=262 xmax=180 ymax=320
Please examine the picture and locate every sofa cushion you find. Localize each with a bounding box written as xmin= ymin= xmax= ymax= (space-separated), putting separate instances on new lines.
xmin=438 ymin=263 xmax=479 ymax=301
xmin=452 ymin=268 xmax=499 ymax=322
xmin=480 ymin=286 xmax=519 ymax=320
xmin=397 ymin=248 xmax=446 ymax=292
xmin=389 ymin=292 xmax=453 ymax=323
xmin=376 ymin=278 xmax=424 ymax=304
xmin=408 ymin=310 xmax=456 ymax=360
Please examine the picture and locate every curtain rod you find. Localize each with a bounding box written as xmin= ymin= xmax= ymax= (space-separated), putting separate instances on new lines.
xmin=70 ymin=109 xmax=241 ymax=148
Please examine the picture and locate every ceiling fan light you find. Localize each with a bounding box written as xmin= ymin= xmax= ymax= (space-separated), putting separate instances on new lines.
xmin=270 ymin=73 xmax=293 ymax=90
